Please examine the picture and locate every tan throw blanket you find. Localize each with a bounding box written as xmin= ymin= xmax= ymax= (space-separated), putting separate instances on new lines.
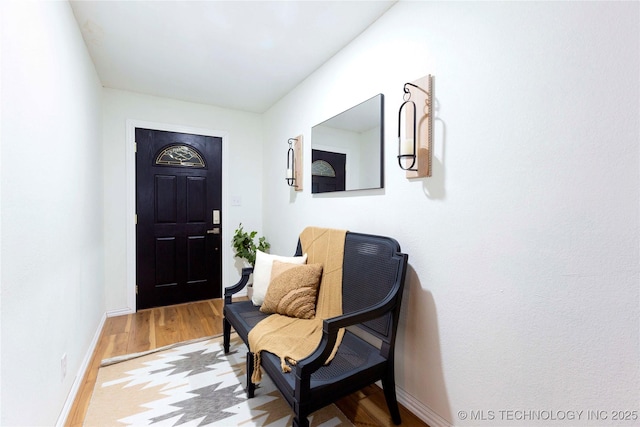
xmin=248 ymin=226 xmax=347 ymax=383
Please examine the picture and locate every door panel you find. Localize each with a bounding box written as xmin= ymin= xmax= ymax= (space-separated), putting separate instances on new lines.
xmin=186 ymin=177 xmax=206 ymax=222
xmin=136 ymin=128 xmax=222 ymax=310
xmin=155 ymin=237 xmax=177 ymax=286
xmin=187 ymin=235 xmax=207 ymax=284
xmin=156 ymin=176 xmax=178 ymax=223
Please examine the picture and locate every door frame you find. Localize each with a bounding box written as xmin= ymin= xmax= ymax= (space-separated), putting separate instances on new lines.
xmin=125 ymin=119 xmax=229 ymax=313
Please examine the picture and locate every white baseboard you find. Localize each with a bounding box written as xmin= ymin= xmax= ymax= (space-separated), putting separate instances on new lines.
xmin=397 ymin=386 xmax=452 ymax=427
xmin=55 ymin=312 xmax=107 ymax=427
xmin=107 ymin=306 xmax=135 ymax=317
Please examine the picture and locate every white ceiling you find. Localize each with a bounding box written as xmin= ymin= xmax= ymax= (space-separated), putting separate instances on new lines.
xmin=70 ymin=1 xmax=396 ymax=113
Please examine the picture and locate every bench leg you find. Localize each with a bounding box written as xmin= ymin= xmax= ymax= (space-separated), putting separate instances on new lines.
xmin=292 ymin=414 xmax=309 ymax=427
xmin=223 ymin=318 xmax=231 ymax=353
xmin=382 ymin=369 xmax=402 ymax=425
xmin=292 ymin=402 xmax=310 ymax=427
xmin=246 ymin=351 xmax=256 ymax=398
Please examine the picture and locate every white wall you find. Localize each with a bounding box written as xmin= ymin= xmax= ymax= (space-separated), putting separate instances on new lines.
xmin=262 ymin=2 xmax=639 ymax=426
xmin=0 ymin=2 xmax=104 ymax=425
xmin=359 ymin=126 xmax=380 ymax=189
xmin=102 ymin=89 xmax=264 ymax=312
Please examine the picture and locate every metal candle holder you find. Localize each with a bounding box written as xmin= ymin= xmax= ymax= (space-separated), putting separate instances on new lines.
xmin=286 ymin=138 xmax=297 ymax=187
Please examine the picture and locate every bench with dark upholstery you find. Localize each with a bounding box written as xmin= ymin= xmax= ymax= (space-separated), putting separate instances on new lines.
xmin=223 ymin=231 xmax=408 ymax=427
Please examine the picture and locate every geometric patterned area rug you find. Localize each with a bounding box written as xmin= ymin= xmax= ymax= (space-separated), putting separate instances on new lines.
xmin=84 ymin=333 xmax=353 ymax=426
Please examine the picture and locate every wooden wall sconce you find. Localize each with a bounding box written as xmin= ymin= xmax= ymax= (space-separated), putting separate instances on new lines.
xmin=286 ymin=135 xmax=303 ymax=191
xmin=397 ymin=74 xmax=434 ymax=178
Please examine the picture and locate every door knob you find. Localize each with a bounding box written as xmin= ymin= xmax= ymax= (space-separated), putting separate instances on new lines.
xmin=207 ymin=228 xmax=220 ymax=234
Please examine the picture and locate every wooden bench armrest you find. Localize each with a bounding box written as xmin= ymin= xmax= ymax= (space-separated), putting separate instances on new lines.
xmin=293 ymin=289 xmax=398 ymax=393
xmin=224 ymin=267 xmax=253 ymax=304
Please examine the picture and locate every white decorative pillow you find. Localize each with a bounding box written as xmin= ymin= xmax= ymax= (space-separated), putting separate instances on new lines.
xmin=251 ymin=250 xmax=307 ymax=305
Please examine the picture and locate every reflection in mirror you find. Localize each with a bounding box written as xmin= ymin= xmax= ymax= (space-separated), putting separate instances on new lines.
xmin=311 ymin=94 xmax=384 ymax=193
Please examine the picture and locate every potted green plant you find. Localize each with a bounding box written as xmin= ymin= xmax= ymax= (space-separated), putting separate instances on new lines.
xmin=231 ymin=223 xmax=270 ymax=266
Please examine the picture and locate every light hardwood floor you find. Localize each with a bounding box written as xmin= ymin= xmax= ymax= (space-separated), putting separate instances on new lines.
xmin=65 ymin=299 xmax=429 ymax=427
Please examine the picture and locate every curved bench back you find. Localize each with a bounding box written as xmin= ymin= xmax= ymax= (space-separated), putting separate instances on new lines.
xmin=295 ymin=231 xmax=409 ymax=355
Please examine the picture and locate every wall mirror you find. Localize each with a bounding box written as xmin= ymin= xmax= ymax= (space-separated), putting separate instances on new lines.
xmin=311 ymin=93 xmax=384 ymax=194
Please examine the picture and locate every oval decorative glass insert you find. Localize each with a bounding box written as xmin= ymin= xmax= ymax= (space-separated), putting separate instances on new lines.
xmin=155 ymin=145 xmax=206 ymax=168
